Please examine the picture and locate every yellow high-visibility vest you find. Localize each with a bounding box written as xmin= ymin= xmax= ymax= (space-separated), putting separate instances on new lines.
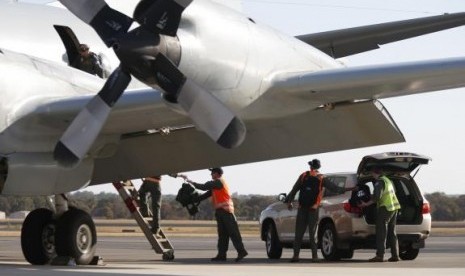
xmin=378 ymin=175 xmax=401 ymax=211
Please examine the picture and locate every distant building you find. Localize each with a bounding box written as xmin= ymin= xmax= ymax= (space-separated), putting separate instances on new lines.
xmin=0 ymin=211 xmax=5 ymax=220
xmin=9 ymin=211 xmax=29 ymax=219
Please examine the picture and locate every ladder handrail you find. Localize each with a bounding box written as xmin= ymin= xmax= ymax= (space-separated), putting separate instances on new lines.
xmin=112 ymin=181 xmax=174 ymax=260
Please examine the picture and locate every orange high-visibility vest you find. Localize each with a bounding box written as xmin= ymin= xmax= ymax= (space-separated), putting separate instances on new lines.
xmin=211 ymin=178 xmax=234 ymax=213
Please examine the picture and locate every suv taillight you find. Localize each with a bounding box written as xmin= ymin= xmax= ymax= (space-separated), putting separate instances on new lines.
xmin=343 ymin=202 xmax=362 ymax=214
xmin=422 ymin=202 xmax=431 ymax=214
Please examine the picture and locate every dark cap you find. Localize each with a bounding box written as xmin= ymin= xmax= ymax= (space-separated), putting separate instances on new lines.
xmin=209 ymin=167 xmax=223 ymax=175
xmin=308 ymin=159 xmax=321 ymax=169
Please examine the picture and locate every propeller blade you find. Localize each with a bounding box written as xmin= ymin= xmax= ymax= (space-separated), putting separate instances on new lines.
xmin=59 ymin=0 xmax=133 ymax=47
xmin=134 ymin=0 xmax=193 ymax=36
xmin=178 ymin=79 xmax=246 ymax=148
xmin=152 ymin=55 xmax=246 ymax=148
xmin=54 ymin=67 xmax=131 ymax=167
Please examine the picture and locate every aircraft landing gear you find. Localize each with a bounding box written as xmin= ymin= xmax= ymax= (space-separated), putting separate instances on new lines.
xmin=20 ymin=195 xmax=97 ymax=265
xmin=21 ymin=208 xmax=56 ymax=265
xmin=55 ymin=208 xmax=97 ymax=265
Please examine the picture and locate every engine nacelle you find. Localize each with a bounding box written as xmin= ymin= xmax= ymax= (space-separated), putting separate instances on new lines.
xmin=0 ymin=153 xmax=93 ymax=196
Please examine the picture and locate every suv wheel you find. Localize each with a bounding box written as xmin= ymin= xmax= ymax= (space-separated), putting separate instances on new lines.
xmin=265 ymin=222 xmax=282 ymax=259
xmin=399 ymin=247 xmax=419 ymax=260
xmin=320 ymin=223 xmax=341 ymax=261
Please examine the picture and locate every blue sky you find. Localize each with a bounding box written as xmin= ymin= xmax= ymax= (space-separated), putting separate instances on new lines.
xmin=21 ymin=0 xmax=465 ymax=196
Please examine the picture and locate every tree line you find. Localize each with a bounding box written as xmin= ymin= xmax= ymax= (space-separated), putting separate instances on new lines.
xmin=0 ymin=191 xmax=464 ymax=221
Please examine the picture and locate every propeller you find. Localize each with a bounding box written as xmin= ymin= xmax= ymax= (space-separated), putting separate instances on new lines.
xmin=54 ymin=67 xmax=131 ymax=167
xmin=55 ymin=0 xmax=246 ymax=167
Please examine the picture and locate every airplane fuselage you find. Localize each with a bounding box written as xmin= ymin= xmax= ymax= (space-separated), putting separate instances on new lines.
xmin=1 ymin=0 xmax=341 ymax=114
xmin=0 ymin=0 xmax=340 ymax=196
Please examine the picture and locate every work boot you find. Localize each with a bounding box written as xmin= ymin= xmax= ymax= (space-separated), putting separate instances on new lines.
xmin=151 ymin=228 xmax=162 ymax=238
xmin=311 ymin=257 xmax=322 ymax=263
xmin=388 ymin=256 xmax=400 ymax=262
xmin=211 ymin=255 xmax=227 ymax=262
xmin=369 ymin=256 xmax=384 ymax=262
xmin=235 ymin=250 xmax=248 ymax=262
xmin=289 ymin=256 xmax=299 ymax=263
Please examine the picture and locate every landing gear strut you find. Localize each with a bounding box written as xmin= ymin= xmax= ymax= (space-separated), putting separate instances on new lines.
xmin=20 ymin=194 xmax=98 ymax=265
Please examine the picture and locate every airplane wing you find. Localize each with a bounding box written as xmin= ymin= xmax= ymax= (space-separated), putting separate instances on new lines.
xmin=91 ymin=99 xmax=403 ymax=184
xmin=267 ymin=57 xmax=465 ymax=104
xmin=296 ymin=12 xmax=465 ymax=58
xmin=12 ymin=76 xmax=402 ymax=186
xmin=22 ymin=56 xmax=465 ymax=185
xmin=28 ymin=89 xmax=190 ymax=136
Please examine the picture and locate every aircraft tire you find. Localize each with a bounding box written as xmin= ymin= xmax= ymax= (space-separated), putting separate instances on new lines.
xmin=21 ymin=208 xmax=56 ymax=265
xmin=55 ymin=208 xmax=97 ymax=265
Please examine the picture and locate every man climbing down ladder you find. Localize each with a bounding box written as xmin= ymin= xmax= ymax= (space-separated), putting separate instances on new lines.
xmin=139 ymin=176 xmax=162 ymax=237
xmin=113 ymin=180 xmax=174 ymax=261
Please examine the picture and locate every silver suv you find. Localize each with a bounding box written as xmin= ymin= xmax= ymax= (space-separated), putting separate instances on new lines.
xmin=259 ymin=152 xmax=432 ymax=261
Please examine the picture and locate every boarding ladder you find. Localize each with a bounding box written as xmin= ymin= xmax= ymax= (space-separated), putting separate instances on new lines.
xmin=113 ymin=180 xmax=175 ymax=261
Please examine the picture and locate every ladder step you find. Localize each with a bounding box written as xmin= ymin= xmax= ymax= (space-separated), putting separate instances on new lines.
xmin=114 ymin=181 xmax=174 ymax=257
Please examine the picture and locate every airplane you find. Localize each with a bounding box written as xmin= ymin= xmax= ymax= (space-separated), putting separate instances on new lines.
xmin=1 ymin=0 xmax=465 ymax=265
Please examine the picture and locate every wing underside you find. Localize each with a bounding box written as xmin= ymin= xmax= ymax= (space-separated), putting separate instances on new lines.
xmin=90 ymin=100 xmax=403 ymax=184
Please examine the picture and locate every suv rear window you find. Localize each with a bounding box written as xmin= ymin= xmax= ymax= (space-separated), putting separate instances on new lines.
xmin=324 ymin=176 xmax=347 ymax=197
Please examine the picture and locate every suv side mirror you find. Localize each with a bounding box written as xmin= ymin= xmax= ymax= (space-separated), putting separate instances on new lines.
xmin=277 ymin=193 xmax=287 ymax=202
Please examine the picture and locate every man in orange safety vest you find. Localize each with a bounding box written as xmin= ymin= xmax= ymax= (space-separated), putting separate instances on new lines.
xmin=182 ymin=168 xmax=248 ymax=262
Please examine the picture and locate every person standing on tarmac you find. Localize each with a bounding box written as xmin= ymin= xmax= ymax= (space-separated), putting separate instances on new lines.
xmin=285 ymin=159 xmax=355 ymax=263
xmin=181 ymin=168 xmax=248 ymax=262
xmin=359 ymin=168 xmax=401 ymax=262
xmin=139 ymin=176 xmax=162 ymax=236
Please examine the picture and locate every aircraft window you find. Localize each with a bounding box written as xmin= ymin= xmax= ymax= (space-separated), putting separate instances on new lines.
xmin=71 ymin=48 xmax=111 ymax=79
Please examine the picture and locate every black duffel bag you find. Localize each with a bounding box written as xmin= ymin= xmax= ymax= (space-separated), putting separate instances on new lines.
xmin=176 ymin=183 xmax=201 ymax=216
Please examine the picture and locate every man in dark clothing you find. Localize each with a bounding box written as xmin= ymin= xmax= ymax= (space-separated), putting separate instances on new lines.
xmin=71 ymin=44 xmax=104 ymax=78
xmin=139 ymin=176 xmax=162 ymax=235
xmin=181 ymin=168 xmax=248 ymax=262
xmin=285 ymin=159 xmax=354 ymax=262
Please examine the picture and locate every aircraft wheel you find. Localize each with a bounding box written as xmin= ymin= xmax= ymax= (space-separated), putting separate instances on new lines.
xmin=55 ymin=208 xmax=97 ymax=265
xmin=21 ymin=208 xmax=56 ymax=265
